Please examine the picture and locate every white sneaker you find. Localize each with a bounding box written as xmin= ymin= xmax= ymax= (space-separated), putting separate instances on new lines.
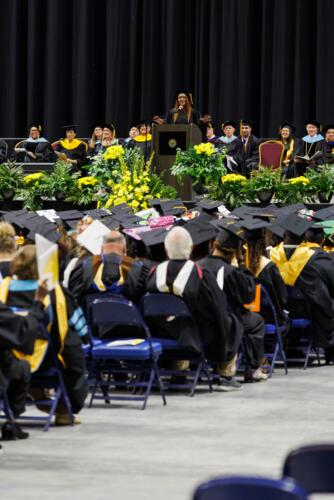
xmin=252 ymin=367 xmax=268 ymax=381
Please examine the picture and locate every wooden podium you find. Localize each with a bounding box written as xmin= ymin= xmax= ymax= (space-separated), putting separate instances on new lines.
xmin=152 ymin=123 xmax=202 ymax=200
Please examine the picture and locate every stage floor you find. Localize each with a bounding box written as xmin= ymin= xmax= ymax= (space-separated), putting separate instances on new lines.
xmin=1 ymin=365 xmax=333 ymax=500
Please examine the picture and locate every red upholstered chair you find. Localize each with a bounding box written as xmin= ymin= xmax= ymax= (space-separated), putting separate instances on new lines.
xmin=259 ymin=140 xmax=284 ymax=169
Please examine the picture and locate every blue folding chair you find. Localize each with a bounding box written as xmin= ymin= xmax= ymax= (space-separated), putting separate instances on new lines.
xmin=193 ymin=476 xmax=308 ymax=500
xmin=89 ymin=295 xmax=166 ymax=410
xmin=283 ymin=444 xmax=334 ymax=494
xmin=258 ymin=284 xmax=288 ymax=377
xmin=286 ymin=286 xmax=322 ymax=369
xmin=141 ymin=293 xmax=212 ymax=396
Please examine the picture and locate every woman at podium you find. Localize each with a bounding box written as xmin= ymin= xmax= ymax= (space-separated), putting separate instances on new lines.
xmin=153 ymin=89 xmax=211 ymax=126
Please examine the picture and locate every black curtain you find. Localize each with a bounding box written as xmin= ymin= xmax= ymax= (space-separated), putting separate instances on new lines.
xmin=0 ymin=0 xmax=333 ymax=139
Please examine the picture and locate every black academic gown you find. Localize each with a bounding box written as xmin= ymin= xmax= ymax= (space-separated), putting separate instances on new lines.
xmin=0 ymin=301 xmax=44 ymax=416
xmin=217 ymin=138 xmax=243 ymax=172
xmin=23 ymin=140 xmax=56 ymax=162
xmin=256 ymin=259 xmax=289 ymax=331
xmin=145 ymin=259 xmax=242 ymax=364
xmin=165 ymin=108 xmax=201 ymax=125
xmin=199 ymin=255 xmax=265 ymax=369
xmin=319 ymin=140 xmax=334 ymax=165
xmin=291 ymin=138 xmax=323 ymax=175
xmin=284 ymin=247 xmax=334 ymax=348
xmin=54 ymin=141 xmax=87 ymax=171
xmin=234 ymin=135 xmax=259 ymax=176
xmin=5 ymin=286 xmax=86 ymax=413
xmin=0 ymin=261 xmax=11 ymax=279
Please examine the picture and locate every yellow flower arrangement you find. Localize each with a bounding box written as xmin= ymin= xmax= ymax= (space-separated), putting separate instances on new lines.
xmin=103 ymin=144 xmax=125 ymax=161
xmin=104 ymin=155 xmax=153 ymax=212
xmin=221 ymin=173 xmax=247 ymax=184
xmin=194 ymin=142 xmax=215 ymax=156
xmin=77 ymin=176 xmax=99 ymax=188
xmin=23 ymin=172 xmax=44 ymax=185
xmin=288 ymin=176 xmax=310 ymax=185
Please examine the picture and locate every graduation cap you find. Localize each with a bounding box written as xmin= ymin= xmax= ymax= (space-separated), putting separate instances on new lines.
xmin=305 ymin=119 xmax=321 ymax=129
xmin=213 ymin=219 xmax=247 ymax=248
xmin=28 ymin=123 xmax=42 ymax=133
xmin=62 ymin=124 xmax=78 ymax=132
xmin=197 ymin=199 xmax=224 ymax=214
xmin=279 ymin=213 xmax=313 ymax=237
xmin=222 ymin=120 xmax=237 ymax=130
xmin=90 ymin=124 xmax=104 ymax=134
xmin=174 ymin=89 xmax=194 ymax=106
xmin=275 ymin=203 xmax=307 ymax=216
xmin=267 ymin=223 xmax=285 ymax=239
xmin=103 ymin=123 xmax=115 ymax=133
xmin=100 ymin=216 xmax=121 ymax=231
xmin=239 ymin=218 xmax=270 ymax=242
xmin=137 ymin=118 xmax=152 ymax=128
xmin=322 ymin=124 xmax=334 ymax=135
xmin=27 ymin=222 xmax=60 ymax=243
xmin=110 ymin=203 xmax=133 ymax=215
xmin=240 ymin=119 xmax=255 ymax=128
xmin=313 ymin=206 xmax=334 ymax=221
xmin=111 ymin=213 xmax=143 ymax=228
xmin=279 ymin=122 xmax=296 ymax=134
xmin=183 ymin=216 xmax=217 ymax=246
xmin=156 ymin=199 xmax=187 ymax=217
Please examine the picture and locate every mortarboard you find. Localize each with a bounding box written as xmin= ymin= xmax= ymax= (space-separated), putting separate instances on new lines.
xmin=84 ymin=208 xmax=110 ymax=219
xmin=103 ymin=123 xmax=115 ymax=133
xmin=174 ymin=89 xmax=194 ymax=105
xmin=279 ymin=213 xmax=313 ymax=237
xmin=240 ymin=119 xmax=255 ymax=128
xmin=28 ymin=123 xmax=42 ymax=133
xmin=222 ymin=120 xmax=237 ymax=129
xmin=240 ymin=218 xmax=270 ymax=243
xmin=99 ymin=216 xmax=120 ymax=231
xmin=110 ymin=203 xmax=132 ymax=215
xmin=267 ymin=223 xmax=285 ymax=239
xmin=213 ymin=219 xmax=247 ymax=248
xmin=279 ymin=122 xmax=296 ymax=134
xmin=156 ymin=199 xmax=187 ymax=217
xmin=313 ymin=206 xmax=334 ymax=221
xmin=322 ymin=124 xmax=334 ymax=135
xmin=198 ymin=199 xmax=224 ymax=214
xmin=62 ymin=124 xmax=78 ymax=132
xmin=183 ymin=217 xmax=217 ymax=246
xmin=305 ymin=119 xmax=321 ymax=129
xmin=27 ymin=222 xmax=60 ymax=243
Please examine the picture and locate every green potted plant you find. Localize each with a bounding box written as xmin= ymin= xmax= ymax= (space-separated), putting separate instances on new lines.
xmin=19 ymin=172 xmax=48 ymax=210
xmin=43 ymin=161 xmax=79 ymax=201
xmin=216 ymin=173 xmax=248 ymax=209
xmin=275 ymin=175 xmax=315 ymax=205
xmin=0 ymin=161 xmax=23 ymax=200
xmin=305 ymin=165 xmax=334 ymax=203
xmin=171 ymin=142 xmax=227 ymax=194
xmin=66 ymin=176 xmax=99 ymax=206
xmin=246 ymin=167 xmax=281 ymax=204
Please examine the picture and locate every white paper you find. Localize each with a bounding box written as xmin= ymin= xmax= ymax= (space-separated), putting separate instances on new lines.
xmin=35 ymin=234 xmax=59 ymax=291
xmin=76 ymin=219 xmax=111 ymax=255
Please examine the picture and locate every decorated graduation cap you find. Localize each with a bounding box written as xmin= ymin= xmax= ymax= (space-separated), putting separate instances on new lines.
xmin=279 ymin=213 xmax=313 ymax=237
xmin=279 ymin=122 xmax=296 ymax=133
xmin=305 ymin=119 xmax=321 ymax=129
xmin=174 ymin=89 xmax=194 ymax=106
xmin=222 ymin=120 xmax=237 ymax=130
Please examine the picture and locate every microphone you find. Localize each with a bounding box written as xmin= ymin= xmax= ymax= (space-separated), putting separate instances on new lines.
xmin=178 ymin=105 xmax=183 ymax=111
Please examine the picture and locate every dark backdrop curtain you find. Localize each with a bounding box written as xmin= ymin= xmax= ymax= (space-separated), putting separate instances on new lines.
xmin=0 ymin=0 xmax=333 ymax=139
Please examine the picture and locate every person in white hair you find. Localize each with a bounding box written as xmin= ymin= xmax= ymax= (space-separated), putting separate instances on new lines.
xmin=145 ymin=227 xmax=243 ymax=381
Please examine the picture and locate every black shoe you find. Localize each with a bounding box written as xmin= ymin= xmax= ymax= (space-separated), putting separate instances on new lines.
xmin=1 ymin=422 xmax=29 ymax=440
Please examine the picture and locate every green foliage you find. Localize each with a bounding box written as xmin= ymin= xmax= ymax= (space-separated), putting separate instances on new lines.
xmin=0 ymin=162 xmax=24 ymax=196
xmin=275 ymin=176 xmax=316 ymax=205
xmin=305 ymin=164 xmax=334 ymax=198
xmin=214 ymin=173 xmax=248 ymax=208
xmin=245 ymin=167 xmax=282 ymax=202
xmin=171 ymin=143 xmax=227 ymax=189
xmin=42 ymin=161 xmax=79 ymax=198
xmin=149 ymin=171 xmax=177 ymax=200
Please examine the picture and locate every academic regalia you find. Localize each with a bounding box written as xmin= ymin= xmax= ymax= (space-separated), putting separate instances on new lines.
xmin=14 ymin=138 xmax=56 ymax=163
xmin=0 ymin=300 xmax=45 ymax=416
xmin=54 ymin=139 xmax=87 ymax=171
xmin=90 ymin=139 xmax=119 ymax=156
xmin=255 ymin=256 xmax=289 ymax=330
xmin=0 ymin=278 xmax=87 ymax=413
xmin=217 ymin=137 xmax=242 ymax=172
xmin=320 ymin=139 xmax=334 ymax=165
xmin=234 ymin=134 xmax=259 ymax=176
xmin=270 ymin=242 xmax=334 ymax=348
xmin=165 ymin=108 xmax=201 ymax=125
xmin=199 ymin=254 xmax=265 ymax=369
xmin=127 ymin=135 xmax=152 ymax=160
xmin=294 ymin=134 xmax=324 ymax=174
xmin=145 ymin=259 xmax=241 ymax=364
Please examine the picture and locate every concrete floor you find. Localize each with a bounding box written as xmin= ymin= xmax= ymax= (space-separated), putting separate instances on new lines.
xmin=1 ymin=366 xmax=334 ymax=500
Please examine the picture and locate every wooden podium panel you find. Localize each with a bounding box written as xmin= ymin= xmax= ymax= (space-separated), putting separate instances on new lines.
xmin=152 ymin=123 xmax=202 ymax=200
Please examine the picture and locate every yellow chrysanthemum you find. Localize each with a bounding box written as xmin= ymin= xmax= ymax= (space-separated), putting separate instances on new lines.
xmin=77 ymin=176 xmax=98 ymax=188
xmin=103 ymin=145 xmax=125 ymax=161
xmin=23 ymin=172 xmax=44 ymax=184
xmin=194 ymin=142 xmax=215 ymax=156
xmin=221 ymin=173 xmax=247 ymax=184
xmin=288 ymin=176 xmax=310 ymax=185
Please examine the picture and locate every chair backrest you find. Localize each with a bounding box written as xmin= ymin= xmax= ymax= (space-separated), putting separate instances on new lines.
xmin=257 ymin=283 xmax=281 ymax=327
xmin=89 ymin=295 xmax=148 ymax=335
xmin=193 ymin=476 xmax=308 ymax=500
xmin=141 ymin=293 xmax=192 ymax=318
xmin=193 ymin=477 xmax=307 ymax=500
xmin=283 ymin=444 xmax=334 ymax=493
xmin=259 ymin=140 xmax=284 ymax=168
